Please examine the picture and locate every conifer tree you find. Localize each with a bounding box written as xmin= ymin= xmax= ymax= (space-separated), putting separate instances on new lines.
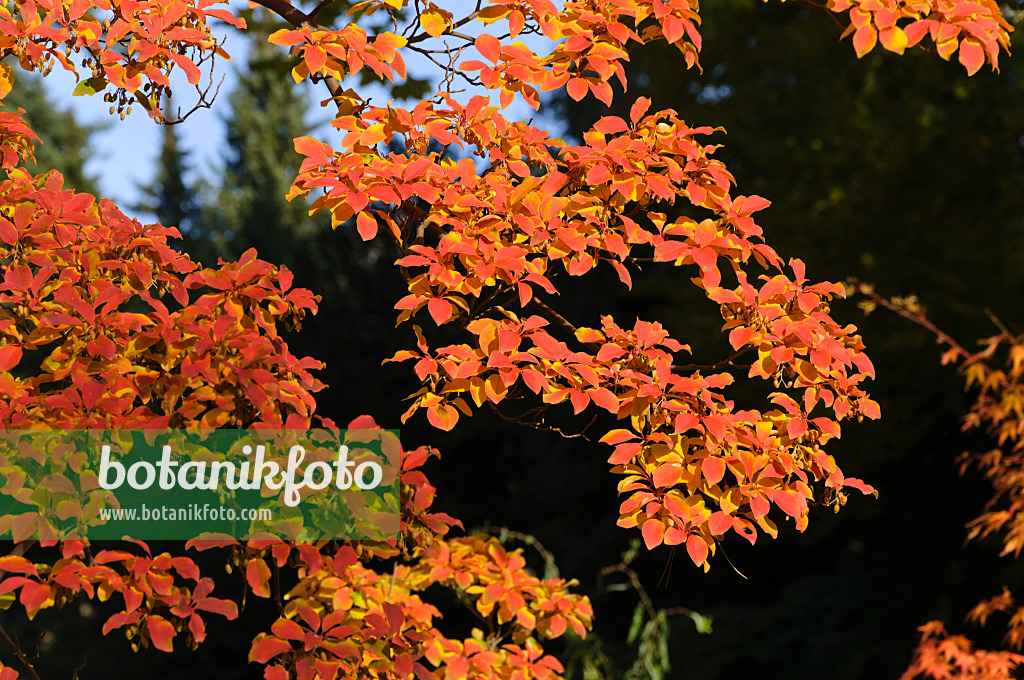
xmin=134 ymin=97 xmax=201 ymax=238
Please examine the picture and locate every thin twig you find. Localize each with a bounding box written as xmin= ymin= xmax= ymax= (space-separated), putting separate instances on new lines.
xmin=854 ymin=283 xmax=971 ymax=359
xmin=0 ymin=625 xmax=43 ymax=680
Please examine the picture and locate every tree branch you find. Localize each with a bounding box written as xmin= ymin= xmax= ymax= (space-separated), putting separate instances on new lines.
xmin=308 ymin=0 xmax=338 ymax=21
xmin=0 ymin=625 xmax=43 ymax=680
xmin=852 ymin=282 xmax=972 ymax=360
xmin=250 ymin=0 xmax=349 ymax=109
xmin=251 ymin=0 xmax=309 ymax=26
xmin=527 ymin=296 xmax=600 ymax=353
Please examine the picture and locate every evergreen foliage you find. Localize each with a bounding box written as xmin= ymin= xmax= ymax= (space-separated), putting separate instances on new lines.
xmin=133 ymin=97 xmax=201 ymax=238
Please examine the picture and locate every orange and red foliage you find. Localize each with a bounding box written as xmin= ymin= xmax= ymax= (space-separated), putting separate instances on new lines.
xmin=857 ymin=290 xmax=1024 ymax=680
xmin=0 ymin=0 xmax=1014 ymax=677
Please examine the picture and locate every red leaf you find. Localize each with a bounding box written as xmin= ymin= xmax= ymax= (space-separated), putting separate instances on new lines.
xmin=546 ymin=613 xmax=567 ymax=638
xmin=356 ymin=212 xmax=378 ymax=240
xmin=382 ymin=602 xmax=404 ymax=635
xmin=709 ymin=511 xmax=733 ymax=536
xmin=251 ymin=636 xmax=293 ymax=664
xmin=0 ymin=218 xmax=16 ymax=245
xmin=702 ymin=415 xmax=727 ymax=441
xmin=475 ymin=33 xmax=501 ymax=62
xmin=728 ymin=326 xmax=753 ymax=350
xmin=600 ymin=429 xmax=635 ymax=445
xmin=641 ymin=520 xmax=665 ymax=550
xmin=852 ymin=25 xmax=877 ymax=58
xmin=189 ymin=613 xmax=206 ymax=643
xmin=589 ymin=388 xmax=619 ymax=413
xmin=652 ymin=464 xmax=680 ymax=488
xmin=0 ymin=346 xmax=22 ymax=372
xmin=787 ymin=418 xmax=808 ymax=439
xmin=843 ymin=477 xmax=877 ymax=497
xmin=20 ymin=581 xmax=49 ymax=612
xmin=195 ymin=596 xmax=238 ymax=620
xmin=271 ymin=618 xmax=306 ymax=642
xmin=593 ymin=116 xmax=628 ymax=134
xmin=102 ymin=610 xmax=141 ymax=635
xmin=749 ymin=494 xmax=770 ymax=519
xmin=566 ymin=78 xmax=588 ymax=101
xmin=692 ymin=246 xmax=716 ymax=271
xmin=958 ymin=39 xmax=985 ymax=76
xmin=607 ymin=442 xmax=640 ymax=465
xmin=0 ymin=556 xmax=36 ymax=576
xmin=246 ymin=559 xmax=271 ymax=598
xmin=686 ymin=535 xmax=709 ymax=566
xmin=701 ymin=457 xmax=726 ymax=485
xmin=629 ymin=97 xmax=651 ymax=123
xmin=427 ymin=298 xmax=453 ymax=325
xmin=664 ymin=525 xmax=688 ymax=545
xmin=293 ymin=136 xmax=334 ymax=166
xmin=770 ymin=489 xmax=805 ymax=518
xmin=147 ymin=615 xmax=176 ymax=653
xmin=394 ymin=653 xmax=414 ymax=677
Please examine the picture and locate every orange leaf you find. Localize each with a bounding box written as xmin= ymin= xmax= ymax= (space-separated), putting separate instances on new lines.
xmin=686 ymin=535 xmax=709 ymax=566
xmin=147 ymin=615 xmax=176 ymax=653
xmin=641 ymin=519 xmax=665 ymax=549
xmin=0 ymin=346 xmax=21 ymax=372
xmin=566 ymin=78 xmax=588 ymax=101
xmin=958 ymin=39 xmax=985 ymax=76
xmin=852 ymin=25 xmax=877 ymax=58
xmin=475 ymin=34 xmax=501 ymax=63
xmin=878 ymin=26 xmax=908 ymax=54
xmin=701 ymin=457 xmax=726 ymax=485
xmin=427 ymin=298 xmax=453 ymax=325
xmin=356 ymin=212 xmax=378 ymax=240
xmin=250 ymin=635 xmax=292 ymax=664
xmin=246 ymin=559 xmax=271 ymax=598
xmin=420 ymin=9 xmax=447 ymax=37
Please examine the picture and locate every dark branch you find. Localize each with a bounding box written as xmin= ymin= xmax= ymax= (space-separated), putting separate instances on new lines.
xmin=528 ymin=296 xmax=600 ymax=353
xmin=308 ymin=0 xmax=338 ymax=21
xmin=0 ymin=625 xmax=43 ymax=680
xmin=251 ymin=0 xmax=309 ymax=26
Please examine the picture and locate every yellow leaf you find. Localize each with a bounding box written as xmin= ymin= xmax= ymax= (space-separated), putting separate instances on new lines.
xmin=291 ymin=60 xmax=310 ymax=84
xmin=0 ymin=63 xmax=12 ymax=101
xmin=420 ymin=9 xmax=448 ymax=37
xmin=879 ymin=26 xmax=908 ymax=54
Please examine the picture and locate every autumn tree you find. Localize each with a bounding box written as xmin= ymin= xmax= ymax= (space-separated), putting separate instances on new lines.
xmin=0 ymin=0 xmax=1014 ymax=679
xmin=555 ymin=2 xmax=1024 ymax=674
xmin=0 ymin=71 xmax=100 ymax=193
xmin=841 ymin=289 xmax=1024 ymax=680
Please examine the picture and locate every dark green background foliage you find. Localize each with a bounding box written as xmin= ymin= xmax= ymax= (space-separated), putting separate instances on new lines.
xmin=5 ymin=1 xmax=1024 ymax=678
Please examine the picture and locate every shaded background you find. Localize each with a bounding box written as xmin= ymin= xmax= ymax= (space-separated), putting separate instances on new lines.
xmin=4 ymin=0 xmax=1024 ymax=677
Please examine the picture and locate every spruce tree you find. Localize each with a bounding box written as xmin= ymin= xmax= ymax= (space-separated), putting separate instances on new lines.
xmin=134 ymin=97 xmax=201 ymax=238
